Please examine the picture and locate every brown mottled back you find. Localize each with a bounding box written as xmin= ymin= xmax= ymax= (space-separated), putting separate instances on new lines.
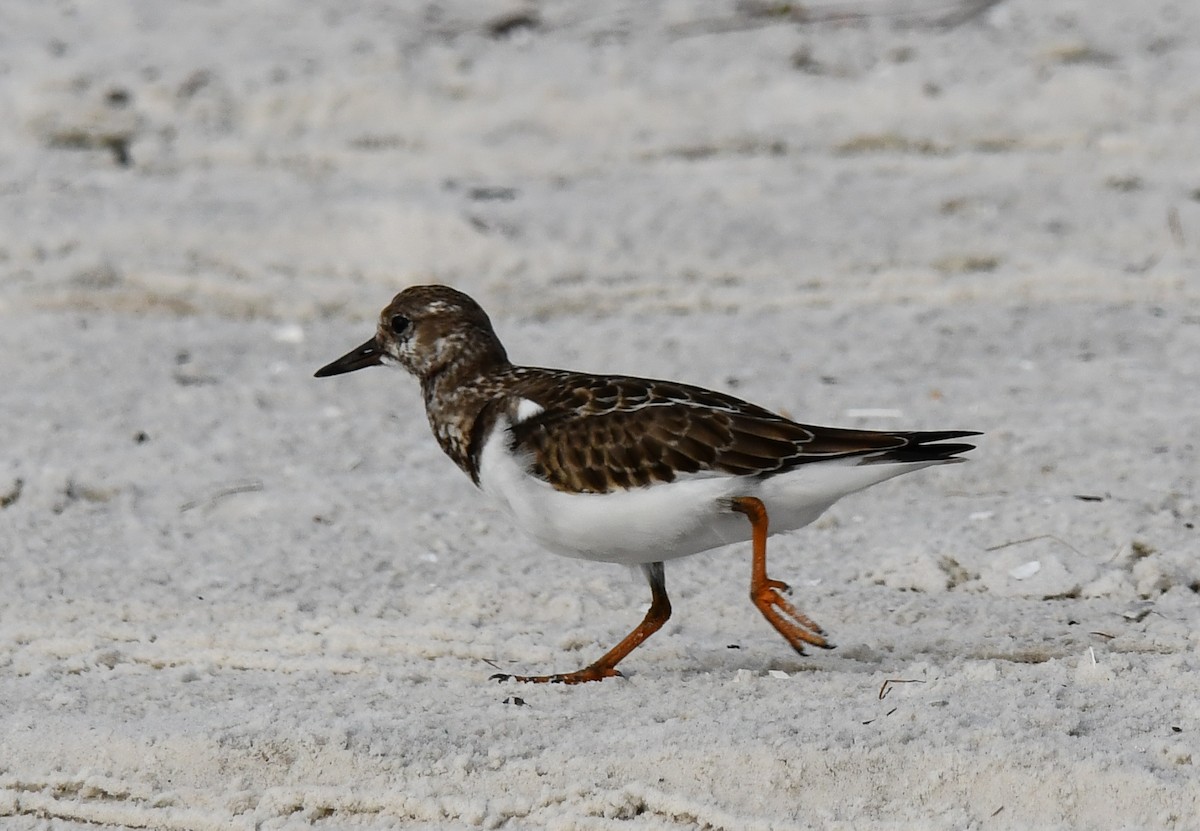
xmin=498 ymin=368 xmax=913 ymax=494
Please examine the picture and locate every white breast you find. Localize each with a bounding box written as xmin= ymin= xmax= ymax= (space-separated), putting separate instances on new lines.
xmin=477 ymin=418 xmax=751 ymax=564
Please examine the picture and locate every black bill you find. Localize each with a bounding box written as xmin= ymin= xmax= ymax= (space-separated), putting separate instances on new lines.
xmin=314 ymin=337 xmax=383 ymax=377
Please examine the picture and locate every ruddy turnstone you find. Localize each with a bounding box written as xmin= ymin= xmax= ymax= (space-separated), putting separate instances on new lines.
xmin=316 ymin=285 xmax=978 ymax=683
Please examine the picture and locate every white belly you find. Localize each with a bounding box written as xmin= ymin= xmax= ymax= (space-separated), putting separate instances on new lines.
xmin=476 ymin=420 xmax=738 ymax=562
xmin=476 ymin=419 xmax=934 ymax=566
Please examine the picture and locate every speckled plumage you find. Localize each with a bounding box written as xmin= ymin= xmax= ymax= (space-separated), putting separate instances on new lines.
xmin=316 ymin=285 xmax=979 ymax=683
xmin=324 ymin=285 xmax=975 ymax=493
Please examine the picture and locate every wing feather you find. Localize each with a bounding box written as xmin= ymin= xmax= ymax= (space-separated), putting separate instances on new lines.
xmin=497 ymin=368 xmax=977 ymax=494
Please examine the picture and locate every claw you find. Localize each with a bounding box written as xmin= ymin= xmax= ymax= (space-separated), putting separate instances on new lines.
xmin=491 ymin=666 xmax=625 ymax=685
xmin=753 ymin=581 xmax=830 ymax=652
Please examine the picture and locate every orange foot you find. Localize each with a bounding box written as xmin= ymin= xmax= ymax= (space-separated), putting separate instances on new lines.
xmin=732 ymin=496 xmax=835 ymax=656
xmin=752 ymin=576 xmax=831 ymax=654
xmin=489 ymin=562 xmax=670 ymax=684
xmin=491 ymin=664 xmax=623 ymax=685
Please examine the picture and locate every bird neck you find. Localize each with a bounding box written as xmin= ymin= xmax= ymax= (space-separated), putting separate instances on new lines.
xmin=419 ymin=341 xmax=511 ymax=482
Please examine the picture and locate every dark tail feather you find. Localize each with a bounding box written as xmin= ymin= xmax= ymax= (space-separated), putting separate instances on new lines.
xmin=862 ymin=430 xmax=981 ymax=464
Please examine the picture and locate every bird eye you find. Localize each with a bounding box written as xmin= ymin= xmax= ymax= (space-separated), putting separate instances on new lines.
xmin=389 ymin=314 xmax=410 ymax=335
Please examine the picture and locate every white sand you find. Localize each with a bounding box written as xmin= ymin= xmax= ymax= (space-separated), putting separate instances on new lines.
xmin=2 ymin=1 xmax=1199 ymax=828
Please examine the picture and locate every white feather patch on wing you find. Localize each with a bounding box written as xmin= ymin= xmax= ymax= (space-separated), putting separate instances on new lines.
xmin=514 ymin=397 xmax=545 ymax=423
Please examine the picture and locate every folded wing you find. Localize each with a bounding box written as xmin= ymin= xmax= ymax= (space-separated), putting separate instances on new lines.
xmin=503 ymin=371 xmax=978 ymax=494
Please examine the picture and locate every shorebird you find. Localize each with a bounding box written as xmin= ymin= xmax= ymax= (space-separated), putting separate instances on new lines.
xmin=316 ymin=285 xmax=978 ymax=683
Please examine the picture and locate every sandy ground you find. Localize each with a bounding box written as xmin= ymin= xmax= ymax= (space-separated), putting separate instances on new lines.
xmin=2 ymin=1 xmax=1200 ymax=828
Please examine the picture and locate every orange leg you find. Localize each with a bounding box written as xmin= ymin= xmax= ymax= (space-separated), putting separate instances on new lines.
xmin=492 ymin=562 xmax=671 ymax=684
xmin=730 ymin=496 xmax=832 ymax=654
